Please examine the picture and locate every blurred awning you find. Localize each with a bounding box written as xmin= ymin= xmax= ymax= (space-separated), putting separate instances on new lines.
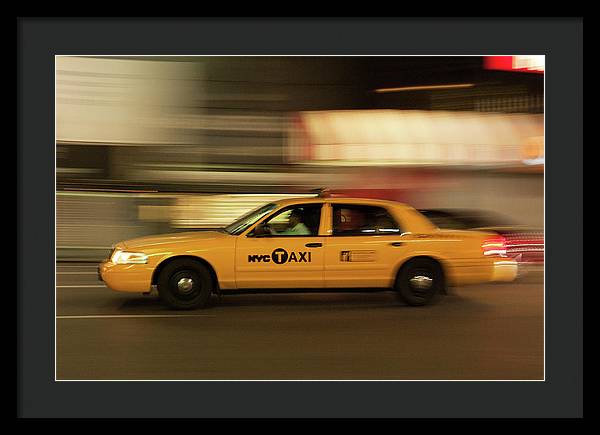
xmin=288 ymin=109 xmax=544 ymax=169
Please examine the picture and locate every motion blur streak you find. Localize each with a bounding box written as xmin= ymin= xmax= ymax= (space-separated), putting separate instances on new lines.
xmin=374 ymin=83 xmax=475 ymax=93
xmin=56 ymin=56 xmax=543 ymax=262
xmin=288 ymin=109 xmax=542 ymax=166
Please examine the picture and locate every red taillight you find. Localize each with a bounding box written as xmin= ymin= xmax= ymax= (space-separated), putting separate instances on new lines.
xmin=482 ymin=236 xmax=507 ymax=257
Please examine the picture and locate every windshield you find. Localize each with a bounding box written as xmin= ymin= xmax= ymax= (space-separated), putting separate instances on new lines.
xmin=222 ymin=203 xmax=278 ymax=235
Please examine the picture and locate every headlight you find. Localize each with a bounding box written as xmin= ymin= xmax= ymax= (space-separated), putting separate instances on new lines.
xmin=110 ymin=250 xmax=148 ymax=264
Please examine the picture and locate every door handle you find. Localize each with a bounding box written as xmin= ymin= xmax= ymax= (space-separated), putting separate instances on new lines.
xmin=390 ymin=242 xmax=404 ymax=247
xmin=305 ymin=242 xmax=322 ymax=248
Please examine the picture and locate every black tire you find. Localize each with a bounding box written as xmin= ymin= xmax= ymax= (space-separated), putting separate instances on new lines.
xmin=395 ymin=258 xmax=444 ymax=306
xmin=157 ymin=259 xmax=214 ymax=310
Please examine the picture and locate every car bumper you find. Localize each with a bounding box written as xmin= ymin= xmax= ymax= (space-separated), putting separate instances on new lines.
xmin=447 ymin=256 xmax=518 ymax=286
xmin=490 ymin=259 xmax=519 ymax=282
xmin=98 ymin=261 xmax=153 ymax=293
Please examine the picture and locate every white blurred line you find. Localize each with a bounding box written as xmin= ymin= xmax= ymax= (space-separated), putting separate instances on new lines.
xmin=57 ymin=272 xmax=98 ymax=275
xmin=57 ymin=314 xmax=215 ymax=319
xmin=56 ymin=264 xmax=98 ymax=269
xmin=57 ymin=285 xmax=106 ymax=288
xmin=57 ymin=264 xmax=99 ymax=267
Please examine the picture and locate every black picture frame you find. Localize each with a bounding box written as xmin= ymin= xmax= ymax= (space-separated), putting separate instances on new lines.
xmin=18 ymin=17 xmax=582 ymax=418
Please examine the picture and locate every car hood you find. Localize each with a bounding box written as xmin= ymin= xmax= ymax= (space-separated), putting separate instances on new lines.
xmin=120 ymin=230 xmax=230 ymax=250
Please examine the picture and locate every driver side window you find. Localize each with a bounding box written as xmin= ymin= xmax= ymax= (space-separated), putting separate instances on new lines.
xmin=252 ymin=204 xmax=322 ymax=237
xmin=268 ymin=209 xmax=294 ymax=232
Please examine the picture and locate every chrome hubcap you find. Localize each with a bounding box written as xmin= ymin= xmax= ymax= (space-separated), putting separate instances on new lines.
xmin=410 ymin=275 xmax=433 ymax=290
xmin=177 ymin=277 xmax=194 ymax=293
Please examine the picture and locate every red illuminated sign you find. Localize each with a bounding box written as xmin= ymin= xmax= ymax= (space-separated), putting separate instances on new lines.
xmin=484 ymin=56 xmax=544 ymax=74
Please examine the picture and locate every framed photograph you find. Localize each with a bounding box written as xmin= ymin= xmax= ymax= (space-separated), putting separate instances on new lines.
xmin=18 ymin=17 xmax=582 ymax=419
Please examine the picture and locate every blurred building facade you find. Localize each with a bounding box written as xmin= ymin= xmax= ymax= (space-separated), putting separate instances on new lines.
xmin=56 ymin=56 xmax=544 ymax=260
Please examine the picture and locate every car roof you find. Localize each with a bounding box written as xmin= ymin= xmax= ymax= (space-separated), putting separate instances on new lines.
xmin=272 ymin=196 xmax=413 ymax=209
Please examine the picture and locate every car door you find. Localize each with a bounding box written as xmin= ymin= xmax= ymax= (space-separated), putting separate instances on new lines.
xmin=235 ymin=203 xmax=326 ymax=289
xmin=324 ymin=203 xmax=408 ymax=288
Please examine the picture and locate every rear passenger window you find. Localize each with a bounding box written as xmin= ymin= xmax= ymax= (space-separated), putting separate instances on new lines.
xmin=332 ymin=205 xmax=402 ymax=236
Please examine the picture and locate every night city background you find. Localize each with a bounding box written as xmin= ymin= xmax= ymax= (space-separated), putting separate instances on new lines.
xmin=56 ymin=55 xmax=544 ymax=262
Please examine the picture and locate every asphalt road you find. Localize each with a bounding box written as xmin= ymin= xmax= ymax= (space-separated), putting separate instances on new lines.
xmin=56 ymin=263 xmax=544 ymax=380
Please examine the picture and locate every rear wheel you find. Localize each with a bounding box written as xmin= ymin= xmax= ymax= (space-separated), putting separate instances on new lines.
xmin=395 ymin=258 xmax=444 ymax=306
xmin=157 ymin=259 xmax=214 ymax=310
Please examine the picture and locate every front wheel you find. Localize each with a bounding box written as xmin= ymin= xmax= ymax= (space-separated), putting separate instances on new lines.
xmin=395 ymin=258 xmax=444 ymax=306
xmin=157 ymin=259 xmax=214 ymax=310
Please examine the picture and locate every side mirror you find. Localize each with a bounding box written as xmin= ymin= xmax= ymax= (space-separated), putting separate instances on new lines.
xmin=253 ymin=222 xmax=270 ymax=237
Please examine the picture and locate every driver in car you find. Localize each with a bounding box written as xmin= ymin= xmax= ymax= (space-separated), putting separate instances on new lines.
xmin=270 ymin=210 xmax=312 ymax=236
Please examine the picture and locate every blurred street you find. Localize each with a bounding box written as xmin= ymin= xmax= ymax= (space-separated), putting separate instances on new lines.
xmin=56 ymin=262 xmax=543 ymax=380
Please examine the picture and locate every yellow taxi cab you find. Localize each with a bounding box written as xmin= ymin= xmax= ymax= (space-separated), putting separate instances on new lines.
xmin=98 ymin=197 xmax=518 ymax=309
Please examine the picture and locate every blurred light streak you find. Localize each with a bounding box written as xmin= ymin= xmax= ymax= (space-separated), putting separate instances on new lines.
xmin=171 ymin=193 xmax=317 ymax=228
xmin=64 ymin=187 xmax=159 ymax=193
xmin=484 ymin=56 xmax=544 ymax=74
xmin=374 ymin=83 xmax=475 ymax=93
